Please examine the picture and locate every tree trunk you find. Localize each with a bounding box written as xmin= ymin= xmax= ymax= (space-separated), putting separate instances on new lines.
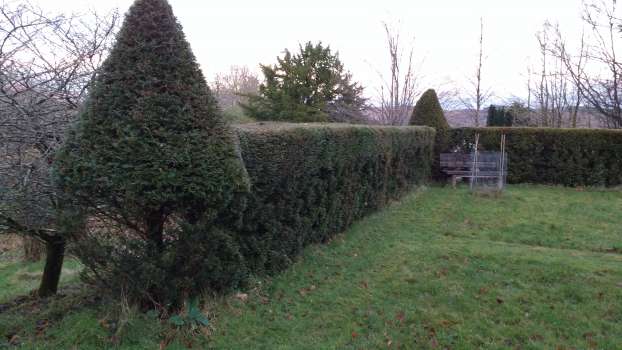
xmin=146 ymin=209 xmax=165 ymax=250
xmin=23 ymin=237 xmax=44 ymax=262
xmin=37 ymin=237 xmax=65 ymax=298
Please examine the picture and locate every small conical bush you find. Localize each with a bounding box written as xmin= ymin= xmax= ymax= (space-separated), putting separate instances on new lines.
xmin=410 ymin=89 xmax=450 ymax=179
xmin=409 ymin=89 xmax=449 ymax=130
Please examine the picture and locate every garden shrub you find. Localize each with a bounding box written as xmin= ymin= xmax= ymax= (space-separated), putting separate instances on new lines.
xmin=223 ymin=123 xmax=435 ymax=274
xmin=410 ymin=89 xmax=449 ymax=179
xmin=54 ymin=0 xmax=248 ymax=308
xmin=410 ymin=89 xmax=449 ymax=130
xmin=447 ymin=127 xmax=622 ymax=186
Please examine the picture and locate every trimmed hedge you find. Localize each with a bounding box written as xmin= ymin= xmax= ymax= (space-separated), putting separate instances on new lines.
xmin=448 ymin=127 xmax=622 ymax=186
xmin=224 ymin=123 xmax=435 ymax=274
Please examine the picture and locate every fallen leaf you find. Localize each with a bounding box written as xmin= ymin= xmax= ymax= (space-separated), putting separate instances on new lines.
xmin=395 ymin=311 xmax=406 ymax=324
xmin=436 ymin=268 xmax=449 ymax=278
xmin=9 ymin=334 xmax=20 ymax=346
xmin=235 ymin=293 xmax=248 ymax=302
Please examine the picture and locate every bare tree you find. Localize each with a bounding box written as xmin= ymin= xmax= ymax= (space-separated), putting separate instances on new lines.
xmin=372 ymin=22 xmax=421 ymax=125
xmin=0 ymin=1 xmax=119 ymax=297
xmin=527 ymin=22 xmax=585 ymax=128
xmin=212 ymin=65 xmax=260 ymax=109
xmin=549 ymin=0 xmax=621 ymax=128
xmin=460 ymin=18 xmax=492 ymax=127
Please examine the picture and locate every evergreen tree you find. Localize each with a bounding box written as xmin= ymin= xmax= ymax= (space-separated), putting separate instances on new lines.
xmin=487 ymin=105 xmax=514 ymax=126
xmin=54 ymin=0 xmax=249 ymax=306
xmin=410 ymin=89 xmax=450 ymax=179
xmin=242 ymin=42 xmax=366 ymax=123
xmin=409 ymin=89 xmax=449 ymax=130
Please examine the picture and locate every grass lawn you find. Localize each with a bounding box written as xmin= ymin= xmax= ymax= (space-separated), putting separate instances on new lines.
xmin=2 ymin=185 xmax=622 ymax=349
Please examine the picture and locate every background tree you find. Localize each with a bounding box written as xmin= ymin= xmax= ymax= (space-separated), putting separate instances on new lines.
xmin=0 ymin=1 xmax=119 ymax=297
xmin=547 ymin=0 xmax=619 ymax=128
xmin=410 ymin=89 xmax=449 ymax=130
xmin=54 ymin=0 xmax=249 ymax=307
xmin=410 ymin=89 xmax=449 ymax=178
xmin=242 ymin=41 xmax=366 ymax=123
xmin=526 ymin=22 xmax=585 ymax=128
xmin=460 ymin=18 xmax=492 ymax=127
xmin=486 ymin=105 xmax=514 ymax=126
xmin=212 ymin=65 xmax=259 ymax=122
xmin=372 ymin=22 xmax=421 ymax=125
xmin=213 ymin=66 xmax=260 ymax=109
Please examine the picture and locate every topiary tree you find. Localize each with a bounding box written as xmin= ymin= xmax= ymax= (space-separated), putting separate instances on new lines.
xmin=54 ymin=0 xmax=249 ymax=307
xmin=410 ymin=89 xmax=449 ymax=130
xmin=410 ymin=89 xmax=449 ymax=179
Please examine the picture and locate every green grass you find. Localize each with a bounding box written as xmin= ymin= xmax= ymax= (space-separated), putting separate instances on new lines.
xmin=1 ymin=185 xmax=622 ymax=349
xmin=0 ymin=259 xmax=82 ymax=303
xmin=209 ymin=185 xmax=622 ymax=349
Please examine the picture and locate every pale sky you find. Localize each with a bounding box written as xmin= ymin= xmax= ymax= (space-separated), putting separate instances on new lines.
xmin=37 ymin=0 xmax=592 ymax=103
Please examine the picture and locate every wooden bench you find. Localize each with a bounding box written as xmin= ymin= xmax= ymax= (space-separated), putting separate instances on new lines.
xmin=440 ymin=152 xmax=507 ymax=188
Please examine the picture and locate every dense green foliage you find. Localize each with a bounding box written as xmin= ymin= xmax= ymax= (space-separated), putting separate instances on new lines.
xmin=409 ymin=89 xmax=449 ymax=130
xmin=448 ymin=127 xmax=622 ymax=186
xmin=225 ymin=123 xmax=435 ymax=274
xmin=410 ymin=89 xmax=449 ymax=179
xmin=487 ymin=105 xmax=514 ymax=126
xmin=54 ymin=0 xmax=248 ymax=306
xmin=242 ymin=42 xmax=366 ymax=123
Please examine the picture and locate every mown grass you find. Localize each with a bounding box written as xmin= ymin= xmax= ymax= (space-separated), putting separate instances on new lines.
xmin=1 ymin=185 xmax=621 ymax=349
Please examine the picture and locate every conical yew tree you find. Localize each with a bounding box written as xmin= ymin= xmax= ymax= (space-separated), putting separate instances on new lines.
xmin=409 ymin=89 xmax=449 ymax=130
xmin=54 ymin=0 xmax=249 ymax=305
xmin=410 ymin=89 xmax=450 ymax=179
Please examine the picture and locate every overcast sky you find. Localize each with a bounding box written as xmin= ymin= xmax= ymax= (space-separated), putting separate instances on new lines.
xmin=37 ymin=0 xmax=593 ymax=103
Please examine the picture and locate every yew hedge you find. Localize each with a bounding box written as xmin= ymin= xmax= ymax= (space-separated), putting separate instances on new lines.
xmin=224 ymin=123 xmax=435 ymax=274
xmin=448 ymin=127 xmax=622 ymax=187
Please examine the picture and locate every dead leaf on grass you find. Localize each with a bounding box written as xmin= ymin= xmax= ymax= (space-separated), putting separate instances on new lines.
xmin=395 ymin=311 xmax=406 ymax=324
xmin=235 ymin=293 xmax=248 ymax=302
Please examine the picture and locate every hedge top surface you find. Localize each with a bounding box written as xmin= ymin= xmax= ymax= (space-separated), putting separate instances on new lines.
xmin=235 ymin=122 xmax=436 ymax=134
xmin=458 ymin=126 xmax=622 ymax=135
